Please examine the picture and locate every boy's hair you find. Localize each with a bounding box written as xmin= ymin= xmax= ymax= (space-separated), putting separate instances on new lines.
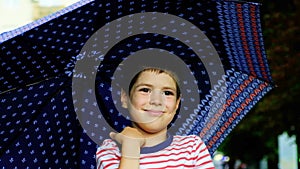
xmin=127 ymin=67 xmax=181 ymax=100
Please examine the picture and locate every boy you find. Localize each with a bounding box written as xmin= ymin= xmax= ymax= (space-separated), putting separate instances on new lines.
xmin=96 ymin=67 xmax=215 ymax=169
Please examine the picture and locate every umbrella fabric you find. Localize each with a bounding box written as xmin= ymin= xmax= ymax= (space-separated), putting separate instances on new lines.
xmin=0 ymin=0 xmax=274 ymax=168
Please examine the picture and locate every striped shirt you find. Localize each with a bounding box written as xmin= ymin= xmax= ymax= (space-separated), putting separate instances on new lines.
xmin=96 ymin=135 xmax=215 ymax=169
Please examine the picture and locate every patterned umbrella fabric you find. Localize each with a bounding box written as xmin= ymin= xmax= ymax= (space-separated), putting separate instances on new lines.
xmin=0 ymin=0 xmax=274 ymax=168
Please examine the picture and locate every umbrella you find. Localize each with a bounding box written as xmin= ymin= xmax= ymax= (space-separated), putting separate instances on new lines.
xmin=0 ymin=0 xmax=274 ymax=168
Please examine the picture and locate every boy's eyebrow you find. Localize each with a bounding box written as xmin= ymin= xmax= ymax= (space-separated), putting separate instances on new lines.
xmin=133 ymin=83 xmax=152 ymax=88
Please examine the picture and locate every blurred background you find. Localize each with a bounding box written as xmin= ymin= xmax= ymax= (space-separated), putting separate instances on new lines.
xmin=0 ymin=0 xmax=80 ymax=33
xmin=0 ymin=0 xmax=299 ymax=169
xmin=216 ymin=0 xmax=299 ymax=168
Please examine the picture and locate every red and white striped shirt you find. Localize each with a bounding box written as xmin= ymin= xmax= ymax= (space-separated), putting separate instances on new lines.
xmin=96 ymin=135 xmax=215 ymax=169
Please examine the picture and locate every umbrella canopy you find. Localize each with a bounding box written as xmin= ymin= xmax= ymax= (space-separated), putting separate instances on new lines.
xmin=0 ymin=0 xmax=274 ymax=168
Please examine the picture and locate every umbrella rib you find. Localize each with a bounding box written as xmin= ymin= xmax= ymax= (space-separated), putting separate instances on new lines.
xmin=0 ymin=76 xmax=62 ymax=95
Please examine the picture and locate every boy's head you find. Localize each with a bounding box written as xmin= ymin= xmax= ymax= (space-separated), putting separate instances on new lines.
xmin=120 ymin=67 xmax=181 ymax=133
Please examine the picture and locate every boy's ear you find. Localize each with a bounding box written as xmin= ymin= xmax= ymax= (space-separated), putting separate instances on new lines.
xmin=175 ymin=96 xmax=181 ymax=110
xmin=120 ymin=89 xmax=128 ymax=109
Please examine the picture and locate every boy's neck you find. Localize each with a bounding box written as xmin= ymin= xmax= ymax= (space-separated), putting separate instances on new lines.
xmin=144 ymin=132 xmax=167 ymax=147
xmin=136 ymin=127 xmax=168 ymax=147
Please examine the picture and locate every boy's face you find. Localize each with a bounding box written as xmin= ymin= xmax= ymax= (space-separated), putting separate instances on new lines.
xmin=121 ymin=70 xmax=180 ymax=134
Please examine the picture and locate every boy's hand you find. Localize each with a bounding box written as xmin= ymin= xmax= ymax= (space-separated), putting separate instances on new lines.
xmin=110 ymin=127 xmax=145 ymax=147
xmin=110 ymin=127 xmax=145 ymax=158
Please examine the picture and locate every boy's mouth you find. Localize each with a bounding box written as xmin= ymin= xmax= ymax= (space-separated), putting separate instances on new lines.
xmin=144 ymin=110 xmax=164 ymax=116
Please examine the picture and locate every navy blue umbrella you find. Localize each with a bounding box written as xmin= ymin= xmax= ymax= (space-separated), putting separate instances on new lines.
xmin=0 ymin=0 xmax=274 ymax=168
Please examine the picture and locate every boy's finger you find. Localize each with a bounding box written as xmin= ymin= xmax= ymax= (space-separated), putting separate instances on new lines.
xmin=109 ymin=132 xmax=116 ymax=140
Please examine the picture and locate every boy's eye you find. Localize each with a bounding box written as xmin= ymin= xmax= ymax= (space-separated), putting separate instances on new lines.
xmin=164 ymin=91 xmax=174 ymax=96
xmin=139 ymin=88 xmax=151 ymax=93
xmin=137 ymin=87 xmax=175 ymax=96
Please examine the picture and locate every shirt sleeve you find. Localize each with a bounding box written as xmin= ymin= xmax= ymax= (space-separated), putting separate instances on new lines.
xmin=193 ymin=136 xmax=215 ymax=169
xmin=96 ymin=139 xmax=121 ymax=169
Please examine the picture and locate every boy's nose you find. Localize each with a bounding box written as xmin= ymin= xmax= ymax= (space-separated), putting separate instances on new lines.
xmin=149 ymin=90 xmax=164 ymax=106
